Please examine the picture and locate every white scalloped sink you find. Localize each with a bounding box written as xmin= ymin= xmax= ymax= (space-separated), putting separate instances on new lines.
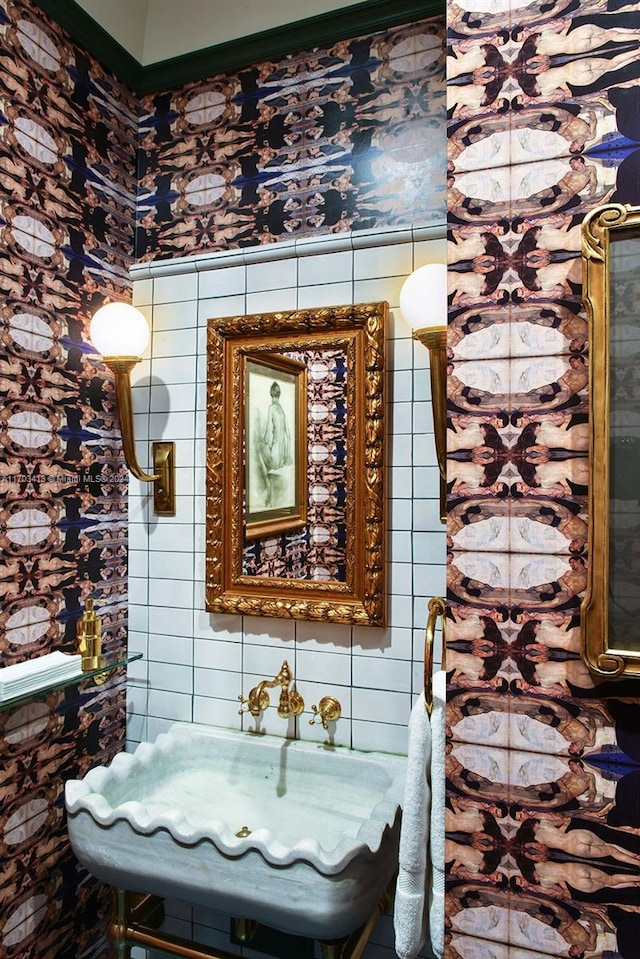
xmin=65 ymin=723 xmax=406 ymax=939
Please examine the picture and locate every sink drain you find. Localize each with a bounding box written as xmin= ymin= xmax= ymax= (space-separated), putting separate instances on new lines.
xmin=235 ymin=825 xmax=252 ymax=837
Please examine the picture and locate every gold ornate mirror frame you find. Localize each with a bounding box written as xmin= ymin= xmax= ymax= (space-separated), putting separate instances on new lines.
xmin=205 ymin=302 xmax=387 ymax=626
xmin=582 ymin=203 xmax=640 ymax=679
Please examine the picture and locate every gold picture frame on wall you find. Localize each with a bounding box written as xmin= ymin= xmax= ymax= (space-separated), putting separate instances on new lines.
xmin=205 ymin=302 xmax=387 ymax=627
xmin=245 ymin=353 xmax=307 ymax=540
xmin=582 ymin=202 xmax=640 ymax=679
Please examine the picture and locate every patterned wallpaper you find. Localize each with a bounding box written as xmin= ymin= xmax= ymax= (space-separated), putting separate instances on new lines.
xmin=136 ymin=18 xmax=446 ymax=258
xmin=446 ymin=1 xmax=640 ymax=957
xmin=0 ymin=1 xmax=136 ymax=956
xmin=0 ymin=3 xmax=446 ymax=958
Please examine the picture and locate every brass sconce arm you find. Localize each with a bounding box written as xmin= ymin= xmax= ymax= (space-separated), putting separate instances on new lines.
xmin=399 ymin=263 xmax=448 ymax=524
xmin=412 ymin=325 xmax=447 ymax=524
xmin=105 ymin=357 xmax=176 ymax=515
xmin=90 ymin=302 xmax=175 ymax=516
xmin=106 ymin=358 xmax=159 ymax=482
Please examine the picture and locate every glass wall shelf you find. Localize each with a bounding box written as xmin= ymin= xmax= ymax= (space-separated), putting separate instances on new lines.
xmin=0 ymin=652 xmax=142 ymax=712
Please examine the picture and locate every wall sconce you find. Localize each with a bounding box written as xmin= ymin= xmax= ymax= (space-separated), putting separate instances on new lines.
xmin=399 ymin=263 xmax=447 ymax=524
xmin=90 ymin=302 xmax=175 ymax=516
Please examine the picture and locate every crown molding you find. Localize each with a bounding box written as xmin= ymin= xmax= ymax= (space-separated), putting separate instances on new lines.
xmin=34 ymin=0 xmax=444 ymax=94
xmin=34 ymin=0 xmax=143 ymax=89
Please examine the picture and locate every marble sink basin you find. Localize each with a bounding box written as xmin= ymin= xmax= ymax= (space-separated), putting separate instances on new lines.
xmin=65 ymin=723 xmax=406 ymax=939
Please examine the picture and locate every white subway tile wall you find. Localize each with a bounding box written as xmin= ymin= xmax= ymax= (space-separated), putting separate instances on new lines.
xmin=128 ymin=230 xmax=446 ymax=764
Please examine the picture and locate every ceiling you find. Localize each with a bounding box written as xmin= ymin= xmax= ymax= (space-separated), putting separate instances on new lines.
xmin=74 ymin=0 xmax=368 ymax=65
xmin=37 ymin=0 xmax=438 ymax=94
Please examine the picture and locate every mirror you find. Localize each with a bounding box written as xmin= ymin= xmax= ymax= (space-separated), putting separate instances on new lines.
xmin=205 ymin=302 xmax=387 ymax=626
xmin=582 ymin=203 xmax=640 ymax=678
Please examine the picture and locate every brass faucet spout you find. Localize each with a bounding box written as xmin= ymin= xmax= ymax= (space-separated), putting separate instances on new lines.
xmin=273 ymin=661 xmax=292 ymax=687
xmin=238 ymin=680 xmax=271 ymax=717
xmin=238 ymin=660 xmax=304 ymax=719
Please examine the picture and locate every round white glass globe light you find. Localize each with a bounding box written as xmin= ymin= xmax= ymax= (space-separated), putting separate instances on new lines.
xmin=89 ymin=302 xmax=150 ymax=358
xmin=399 ymin=263 xmax=447 ymax=332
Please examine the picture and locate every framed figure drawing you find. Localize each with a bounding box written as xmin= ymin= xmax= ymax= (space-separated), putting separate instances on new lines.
xmin=245 ymin=353 xmax=307 ymax=539
xmin=205 ymin=302 xmax=388 ymax=627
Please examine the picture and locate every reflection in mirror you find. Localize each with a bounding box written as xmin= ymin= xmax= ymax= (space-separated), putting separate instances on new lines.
xmin=205 ymin=303 xmax=387 ymax=626
xmin=582 ymin=203 xmax=640 ymax=677
xmin=609 ymin=227 xmax=640 ymax=653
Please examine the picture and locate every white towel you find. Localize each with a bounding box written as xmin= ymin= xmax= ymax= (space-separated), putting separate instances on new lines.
xmin=0 ymin=652 xmax=82 ymax=700
xmin=394 ymin=692 xmax=432 ymax=959
xmin=429 ymin=670 xmax=446 ymax=959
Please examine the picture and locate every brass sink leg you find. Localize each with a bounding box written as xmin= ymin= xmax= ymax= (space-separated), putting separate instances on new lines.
xmin=232 ymin=918 xmax=258 ymax=943
xmin=319 ymin=939 xmax=348 ymax=959
xmin=107 ymin=881 xmax=392 ymax=959
xmin=109 ymin=889 xmax=131 ymax=959
xmin=319 ymin=880 xmax=394 ymax=959
xmin=108 ymin=886 xmax=254 ymax=959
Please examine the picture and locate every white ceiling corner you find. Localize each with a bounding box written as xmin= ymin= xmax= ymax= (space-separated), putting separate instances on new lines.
xmin=74 ymin=0 xmax=367 ymax=65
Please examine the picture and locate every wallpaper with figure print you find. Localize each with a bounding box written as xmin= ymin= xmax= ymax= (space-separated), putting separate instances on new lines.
xmin=136 ymin=17 xmax=446 ymax=258
xmin=446 ymin=1 xmax=640 ymax=958
xmin=0 ymin=1 xmax=137 ymax=957
xmin=0 ymin=2 xmax=449 ymax=957
xmin=137 ymin=17 xmax=447 ymax=584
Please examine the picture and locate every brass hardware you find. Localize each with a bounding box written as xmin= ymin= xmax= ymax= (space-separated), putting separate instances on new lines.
xmin=107 ymin=357 xmax=160 ymax=483
xmin=318 ymin=881 xmax=393 ymax=959
xmin=152 ymin=441 xmax=176 ymax=516
xmin=237 ymin=688 xmax=270 ymax=716
xmin=235 ymin=825 xmax=251 ymax=838
xmin=424 ymin=596 xmax=446 ymax=715
xmin=278 ymin=686 xmax=305 ymax=719
xmin=104 ymin=358 xmax=178 ymax=516
xmin=77 ymin=598 xmax=106 ymax=679
xmin=309 ymin=696 xmax=342 ymax=730
xmin=89 ymin=299 xmax=178 ymax=519
xmin=110 ymin=880 xmax=394 ymax=959
xmin=412 ymin=325 xmax=447 ymax=524
xmin=238 ymin=660 xmax=304 ymax=719
xmin=320 ymin=944 xmax=346 ymax=959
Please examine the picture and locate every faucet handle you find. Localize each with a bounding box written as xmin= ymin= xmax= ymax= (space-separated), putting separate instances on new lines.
xmin=309 ymin=696 xmax=342 ymax=730
xmin=238 ymin=686 xmax=270 ymax=717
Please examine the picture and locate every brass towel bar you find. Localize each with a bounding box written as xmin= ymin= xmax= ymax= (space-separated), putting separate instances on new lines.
xmin=424 ymin=596 xmax=446 ymax=715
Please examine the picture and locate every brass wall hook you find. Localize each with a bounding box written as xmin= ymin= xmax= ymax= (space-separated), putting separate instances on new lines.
xmin=309 ymin=696 xmax=342 ymax=730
